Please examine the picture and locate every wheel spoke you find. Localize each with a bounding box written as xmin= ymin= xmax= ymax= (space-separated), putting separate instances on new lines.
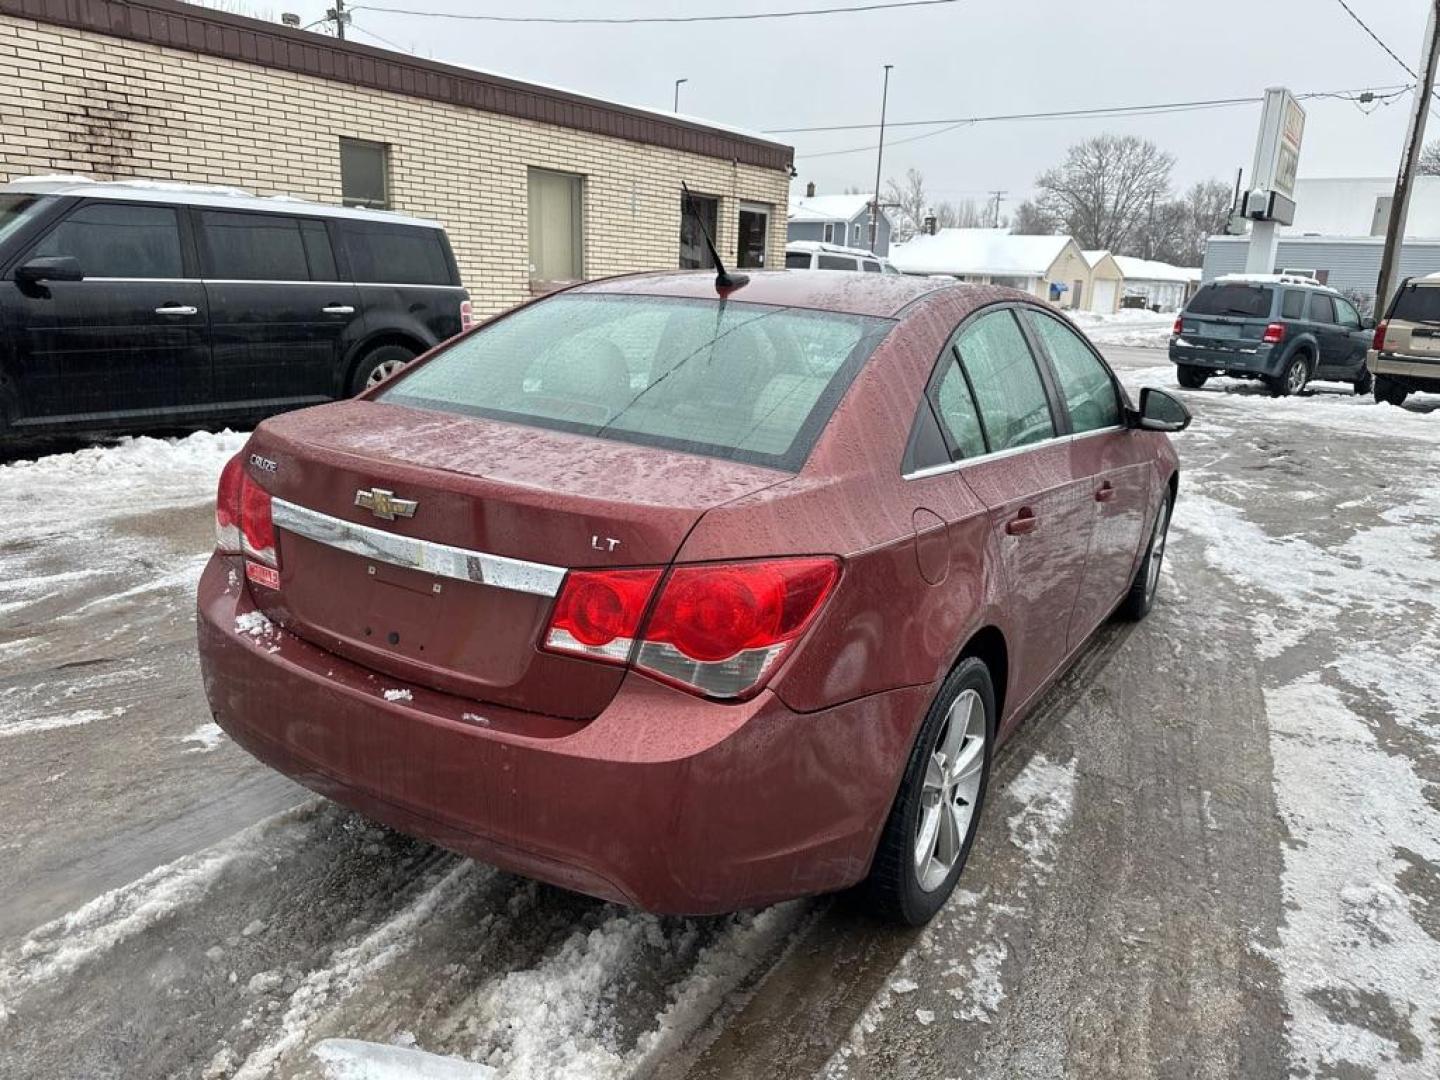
xmin=936 ymin=800 xmax=961 ymax=866
xmin=914 ymin=801 xmax=942 ymax=871
xmin=939 ymin=692 xmax=975 ymax=763
xmin=924 ymin=753 xmax=945 ymax=794
xmin=950 ymin=735 xmax=984 ymax=784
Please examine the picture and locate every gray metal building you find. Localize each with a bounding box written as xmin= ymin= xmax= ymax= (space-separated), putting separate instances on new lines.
xmin=1203 ymin=235 xmax=1440 ymax=314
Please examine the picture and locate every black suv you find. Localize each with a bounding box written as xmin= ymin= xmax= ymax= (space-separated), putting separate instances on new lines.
xmin=0 ymin=178 xmax=471 ymax=443
xmin=1169 ymin=275 xmax=1373 ymax=397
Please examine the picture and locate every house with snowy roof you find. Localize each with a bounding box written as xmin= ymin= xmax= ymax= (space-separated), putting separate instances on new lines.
xmin=787 ymin=185 xmax=893 ymax=255
xmin=1081 ymin=250 xmax=1125 ymax=314
xmin=888 ymin=228 xmax=1091 ymax=309
xmin=1110 ymin=256 xmax=1202 ymax=312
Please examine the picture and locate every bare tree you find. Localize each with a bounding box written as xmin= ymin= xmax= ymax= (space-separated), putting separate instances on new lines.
xmin=1421 ymin=140 xmax=1440 ymax=176
xmin=884 ymin=168 xmax=929 ymax=242
xmin=1010 ymin=199 xmax=1056 ymax=235
xmin=1033 ymin=134 xmax=1175 ymax=252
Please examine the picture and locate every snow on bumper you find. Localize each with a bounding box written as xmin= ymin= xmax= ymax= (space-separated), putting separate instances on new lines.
xmin=195 ymin=555 xmax=927 ymax=914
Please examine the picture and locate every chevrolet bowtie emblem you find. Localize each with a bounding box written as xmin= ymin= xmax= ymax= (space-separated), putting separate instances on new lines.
xmin=355 ymin=487 xmax=418 ymax=521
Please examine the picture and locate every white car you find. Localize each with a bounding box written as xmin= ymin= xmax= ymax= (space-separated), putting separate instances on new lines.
xmin=785 ymin=241 xmax=901 ymax=275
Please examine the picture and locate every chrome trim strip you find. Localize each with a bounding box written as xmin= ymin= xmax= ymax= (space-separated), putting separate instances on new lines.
xmin=902 ymin=426 xmax=1126 ymax=481
xmin=83 ymin=277 xmax=466 ymax=290
xmin=271 ymin=498 xmax=566 ymax=597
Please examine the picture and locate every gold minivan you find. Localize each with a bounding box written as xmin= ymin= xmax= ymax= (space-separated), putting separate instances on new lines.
xmin=1370 ymin=276 xmax=1440 ymax=406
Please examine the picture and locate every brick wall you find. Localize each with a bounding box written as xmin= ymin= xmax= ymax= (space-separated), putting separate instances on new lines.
xmin=0 ymin=14 xmax=792 ymax=315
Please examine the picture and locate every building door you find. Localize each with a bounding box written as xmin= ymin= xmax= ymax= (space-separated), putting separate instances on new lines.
xmin=1071 ymin=279 xmax=1084 ymax=309
xmin=679 ymin=193 xmax=718 ymax=269
xmin=1091 ymin=278 xmax=1118 ymax=314
xmin=736 ymin=203 xmax=769 ymax=269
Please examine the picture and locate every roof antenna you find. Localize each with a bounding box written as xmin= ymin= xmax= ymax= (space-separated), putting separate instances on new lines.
xmin=682 ymin=181 xmax=748 ymax=292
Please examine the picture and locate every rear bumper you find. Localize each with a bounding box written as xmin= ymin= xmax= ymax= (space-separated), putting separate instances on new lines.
xmin=1369 ymin=349 xmax=1440 ymax=391
xmin=1169 ymin=339 xmax=1276 ymax=376
xmin=196 ymin=556 xmax=930 ymax=914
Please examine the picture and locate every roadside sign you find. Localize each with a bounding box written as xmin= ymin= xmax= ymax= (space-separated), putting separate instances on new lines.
xmin=1250 ymin=87 xmax=1305 ymax=201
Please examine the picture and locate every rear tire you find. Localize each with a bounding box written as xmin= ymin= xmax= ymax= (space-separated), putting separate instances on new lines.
xmin=858 ymin=658 xmax=995 ymax=926
xmin=1176 ymin=366 xmax=1208 ymax=389
xmin=1353 ymin=368 xmax=1373 ymax=396
xmin=1269 ymin=354 xmax=1310 ymax=397
xmin=1117 ymin=490 xmax=1173 ymax=622
xmin=1373 ymin=374 xmax=1410 ymax=407
xmin=349 ymin=343 xmax=417 ymax=395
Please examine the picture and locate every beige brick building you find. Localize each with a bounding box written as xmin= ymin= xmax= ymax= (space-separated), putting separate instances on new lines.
xmin=0 ymin=0 xmax=794 ymax=316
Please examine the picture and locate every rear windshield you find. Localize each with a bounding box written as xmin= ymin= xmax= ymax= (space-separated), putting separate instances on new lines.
xmin=1187 ymin=283 xmax=1274 ymax=318
xmin=1391 ymin=283 xmax=1440 ymax=324
xmin=380 ymin=293 xmax=893 ymax=471
xmin=0 ymin=193 xmax=51 ymax=247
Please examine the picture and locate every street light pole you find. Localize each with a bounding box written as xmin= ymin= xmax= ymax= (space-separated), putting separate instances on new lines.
xmin=674 ymin=78 xmax=688 ymax=113
xmin=870 ymin=64 xmax=893 ymax=253
xmin=1376 ymin=0 xmax=1440 ymax=312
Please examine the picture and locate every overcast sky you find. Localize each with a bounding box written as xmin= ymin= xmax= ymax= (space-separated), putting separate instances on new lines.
xmin=265 ymin=0 xmax=1435 ymax=211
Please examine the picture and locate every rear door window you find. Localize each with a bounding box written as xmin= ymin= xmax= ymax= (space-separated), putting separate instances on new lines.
xmin=1307 ymin=293 xmax=1336 ymax=325
xmin=198 ymin=211 xmax=316 ymax=280
xmin=30 ymin=202 xmax=184 ymax=278
xmin=1187 ymin=283 xmax=1274 ymax=317
xmin=341 ymin=222 xmax=452 ymax=285
xmin=380 ymin=293 xmax=893 ymax=470
xmin=862 ymin=260 xmax=882 ymax=273
xmin=816 ymin=254 xmax=858 ymax=271
xmin=1391 ymin=284 xmax=1440 ymax=323
xmin=932 ymin=356 xmax=987 ymax=458
xmin=1281 ymin=290 xmax=1305 ymax=319
xmin=1023 ymin=310 xmax=1122 ymax=433
xmin=955 ymin=309 xmax=1056 ymax=451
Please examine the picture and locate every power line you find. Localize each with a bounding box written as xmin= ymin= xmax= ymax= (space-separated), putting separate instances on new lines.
xmin=349 ymin=0 xmax=959 ymax=25
xmin=1332 ymin=0 xmax=1416 ymax=77
xmin=349 ymin=19 xmax=413 ymax=53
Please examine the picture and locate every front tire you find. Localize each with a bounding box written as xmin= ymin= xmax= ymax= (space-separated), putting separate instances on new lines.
xmin=1353 ymin=368 xmax=1373 ymax=396
xmin=349 ymin=343 xmax=417 ymax=395
xmin=1176 ymin=366 xmax=1209 ymax=390
xmin=859 ymin=658 xmax=995 ymax=926
xmin=1117 ymin=491 xmax=1173 ymax=621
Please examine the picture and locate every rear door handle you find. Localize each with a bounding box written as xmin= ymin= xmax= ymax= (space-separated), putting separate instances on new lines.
xmin=155 ymin=304 xmax=198 ymax=316
xmin=322 ymin=304 xmax=356 ymax=315
xmin=1005 ymin=508 xmax=1039 ymax=536
xmin=1095 ymin=482 xmax=1116 ymax=503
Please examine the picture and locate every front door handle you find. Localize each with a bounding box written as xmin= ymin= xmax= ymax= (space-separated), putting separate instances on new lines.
xmin=1005 ymin=508 xmax=1039 ymax=536
xmin=1095 ymin=481 xmax=1116 ymax=503
xmin=155 ymin=304 xmax=198 ymax=316
xmin=322 ymin=304 xmax=356 ymax=315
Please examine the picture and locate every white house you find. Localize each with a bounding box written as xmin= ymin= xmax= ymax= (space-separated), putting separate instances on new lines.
xmin=787 ymin=190 xmax=893 ymax=256
xmin=1081 ymin=250 xmax=1125 ymax=314
xmin=1110 ymin=255 xmax=1202 ymax=312
xmin=888 ymin=228 xmax=1091 ymax=308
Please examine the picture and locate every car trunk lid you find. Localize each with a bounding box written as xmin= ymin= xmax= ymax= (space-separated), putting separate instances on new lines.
xmin=241 ymin=400 xmax=790 ymax=719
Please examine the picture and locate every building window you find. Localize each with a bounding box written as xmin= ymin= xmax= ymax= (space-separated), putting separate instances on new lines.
xmin=340 ymin=139 xmax=390 ymax=209
xmin=528 ymin=168 xmax=584 ymax=289
xmin=823 ymin=222 xmax=834 ymax=243
xmin=679 ymin=191 xmax=719 ymax=269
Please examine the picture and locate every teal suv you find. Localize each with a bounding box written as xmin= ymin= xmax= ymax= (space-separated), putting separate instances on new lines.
xmin=1169 ymin=276 xmax=1374 ymax=396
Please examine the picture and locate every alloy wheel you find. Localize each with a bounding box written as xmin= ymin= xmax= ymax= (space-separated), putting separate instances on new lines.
xmin=1287 ymin=359 xmax=1308 ymax=394
xmin=914 ymin=688 xmax=986 ymax=892
xmin=366 ymin=359 xmax=408 ymax=387
xmin=1145 ymin=499 xmax=1171 ymax=599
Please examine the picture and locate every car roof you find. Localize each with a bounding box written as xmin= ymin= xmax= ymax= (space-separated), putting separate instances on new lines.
xmin=785 ymin=240 xmax=887 ymax=260
xmin=1 ymin=175 xmax=443 ymax=229
xmin=574 ymin=269 xmax=962 ymax=318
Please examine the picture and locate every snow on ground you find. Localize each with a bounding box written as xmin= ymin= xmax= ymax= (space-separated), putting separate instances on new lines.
xmin=312 ymin=1038 xmax=497 ymax=1079
xmin=181 ymin=722 xmax=226 ymax=753
xmin=1069 ymin=308 xmax=1174 ymax=349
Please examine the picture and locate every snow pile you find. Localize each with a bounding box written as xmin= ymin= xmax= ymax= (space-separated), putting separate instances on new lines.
xmin=1069 ymin=308 xmax=1174 ymax=349
xmin=1004 ymin=752 xmax=1078 ymax=870
xmin=181 ymin=722 xmax=226 ymax=753
xmin=313 ymin=1039 xmax=497 ymax=1079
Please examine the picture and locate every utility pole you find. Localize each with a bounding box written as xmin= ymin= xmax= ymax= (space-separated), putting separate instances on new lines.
xmin=328 ymin=0 xmax=348 ymax=40
xmin=870 ymin=64 xmax=893 ymax=252
xmin=987 ymin=190 xmax=1006 ymax=228
xmin=1376 ymin=0 xmax=1440 ymax=311
xmin=673 ymin=78 xmax=688 ymax=113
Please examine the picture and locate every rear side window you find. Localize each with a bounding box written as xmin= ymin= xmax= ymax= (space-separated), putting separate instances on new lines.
xmin=1391 ymin=284 xmax=1440 ymax=323
xmin=817 ymin=254 xmax=858 ymax=271
xmin=862 ymin=260 xmax=882 ymax=273
xmin=1187 ymin=283 xmax=1274 ymax=317
xmin=1024 ymin=311 xmax=1121 ymax=433
xmin=31 ymin=202 xmax=183 ymax=278
xmin=380 ymin=294 xmax=892 ymax=471
xmin=1307 ymin=293 xmax=1336 ymax=324
xmin=1281 ymin=290 xmax=1305 ymax=319
xmin=955 ymin=310 xmax=1055 ymax=452
xmin=784 ymin=251 xmax=812 ymax=269
xmin=198 ymin=211 xmax=334 ymax=281
xmin=341 ymin=222 xmax=452 ymax=285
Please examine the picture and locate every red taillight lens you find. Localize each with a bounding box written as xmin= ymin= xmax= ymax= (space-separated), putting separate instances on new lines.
xmin=544 ymin=569 xmax=662 ymax=662
xmin=1171 ymin=315 xmax=1183 ymax=336
xmin=240 ymin=475 xmax=276 ymax=567
xmin=460 ymin=299 xmax=474 ymax=331
xmin=215 ymin=453 xmax=244 ymax=553
xmin=1373 ymin=320 xmax=1388 ymax=351
xmin=540 ymin=557 xmax=840 ymax=699
xmin=1262 ymin=322 xmax=1286 ymax=344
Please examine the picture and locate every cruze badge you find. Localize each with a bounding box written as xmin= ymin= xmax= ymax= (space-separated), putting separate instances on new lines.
xmin=355 ymin=488 xmax=418 ymax=521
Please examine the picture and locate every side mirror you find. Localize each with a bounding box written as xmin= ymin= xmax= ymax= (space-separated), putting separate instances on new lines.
xmin=1362 ymin=316 xmax=1377 ymax=330
xmin=15 ymin=256 xmax=84 ymax=284
xmin=1130 ymin=387 xmax=1192 ymax=432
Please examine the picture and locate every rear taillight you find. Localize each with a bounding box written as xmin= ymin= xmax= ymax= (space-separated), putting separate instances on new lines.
xmin=1262 ymin=322 xmax=1286 ymax=344
xmin=1373 ymin=320 xmax=1388 ymax=351
xmin=460 ymin=299 xmax=474 ymax=331
xmin=1171 ymin=315 xmax=1183 ymax=336
xmin=542 ymin=556 xmax=840 ymax=700
xmin=215 ymin=452 xmax=280 ymax=581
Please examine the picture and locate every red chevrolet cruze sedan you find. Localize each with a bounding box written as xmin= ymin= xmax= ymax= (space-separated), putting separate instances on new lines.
xmin=197 ymin=271 xmax=1188 ymax=925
